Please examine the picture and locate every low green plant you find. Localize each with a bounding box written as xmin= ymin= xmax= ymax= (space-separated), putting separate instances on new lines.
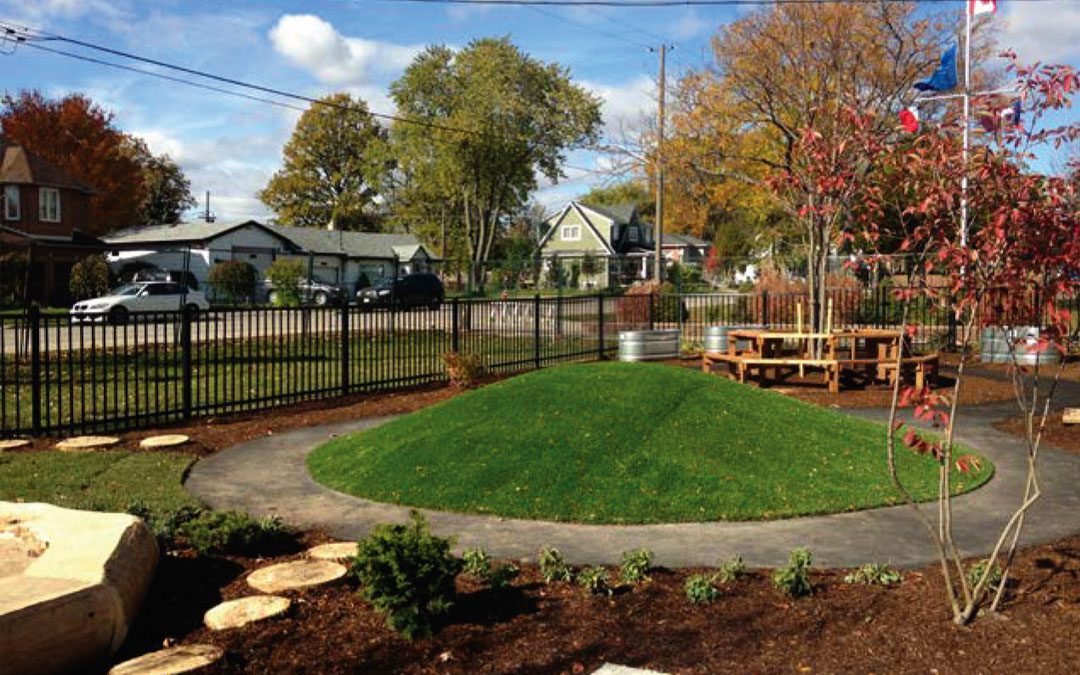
xmin=126 ymin=501 xmax=202 ymax=548
xmin=966 ymin=559 xmax=1003 ymax=593
xmin=773 ymin=548 xmax=814 ymax=598
xmin=844 ymin=563 xmax=902 ymax=586
xmin=443 ymin=350 xmax=487 ymax=388
xmin=265 ymin=258 xmax=305 ymax=307
xmin=350 ymin=511 xmax=461 ymax=640
xmin=684 ymin=573 xmax=721 ymax=604
xmin=620 ymin=548 xmax=653 ymax=585
xmin=69 ymin=255 xmax=110 ymax=301
xmin=178 ymin=510 xmax=293 ymax=556
xmin=576 ymin=566 xmax=611 ymax=595
xmin=717 ymin=555 xmax=748 ymax=583
xmin=461 ymin=547 xmax=492 ymax=580
xmin=538 ymin=546 xmax=572 ymax=583
xmin=489 ymin=563 xmax=520 ymax=589
xmin=208 ymin=260 xmax=260 ymax=304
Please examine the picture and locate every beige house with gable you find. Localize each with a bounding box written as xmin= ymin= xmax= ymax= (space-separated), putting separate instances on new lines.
xmin=538 ymin=201 xmax=655 ymax=289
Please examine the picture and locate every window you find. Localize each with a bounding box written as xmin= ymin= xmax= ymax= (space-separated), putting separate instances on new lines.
xmin=3 ymin=185 xmax=19 ymax=220
xmin=561 ymin=225 xmax=581 ymax=241
xmin=39 ymin=188 xmax=61 ymax=222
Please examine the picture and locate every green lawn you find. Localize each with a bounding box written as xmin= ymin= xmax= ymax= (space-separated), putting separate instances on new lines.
xmin=0 ymin=451 xmax=200 ymax=514
xmin=308 ymin=362 xmax=992 ymax=524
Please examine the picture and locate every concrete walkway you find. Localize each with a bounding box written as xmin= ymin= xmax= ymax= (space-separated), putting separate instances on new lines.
xmin=185 ymin=386 xmax=1080 ymax=568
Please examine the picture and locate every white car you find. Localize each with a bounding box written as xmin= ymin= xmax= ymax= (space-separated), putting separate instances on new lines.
xmin=71 ymin=282 xmax=210 ymax=324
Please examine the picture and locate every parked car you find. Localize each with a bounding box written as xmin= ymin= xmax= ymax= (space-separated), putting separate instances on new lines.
xmin=130 ymin=268 xmax=200 ymax=291
xmin=71 ymin=281 xmax=210 ymax=324
xmin=356 ymin=273 xmax=445 ymax=310
xmin=261 ymin=279 xmax=345 ymax=306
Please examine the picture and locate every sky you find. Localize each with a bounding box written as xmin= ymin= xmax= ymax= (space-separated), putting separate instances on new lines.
xmin=1 ymin=0 xmax=1077 ymax=223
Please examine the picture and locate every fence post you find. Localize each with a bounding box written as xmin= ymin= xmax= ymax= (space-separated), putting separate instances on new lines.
xmin=761 ymin=291 xmax=770 ymax=328
xmin=648 ymin=292 xmax=655 ymax=330
xmin=533 ymin=294 xmax=541 ymax=369
xmin=340 ymin=302 xmax=350 ymax=395
xmin=181 ymin=304 xmax=193 ymax=421
xmin=452 ymin=297 xmax=460 ymax=352
xmin=597 ymin=292 xmax=605 ymax=361
xmin=29 ymin=305 xmax=41 ymax=436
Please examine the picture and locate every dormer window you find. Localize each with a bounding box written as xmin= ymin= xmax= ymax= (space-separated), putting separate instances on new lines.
xmin=3 ymin=185 xmax=19 ymax=220
xmin=39 ymin=188 xmax=61 ymax=222
xmin=561 ymin=225 xmax=581 ymax=241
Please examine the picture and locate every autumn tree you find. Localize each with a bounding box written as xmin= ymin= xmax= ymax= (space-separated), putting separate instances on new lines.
xmin=387 ymin=38 xmax=602 ymax=290
xmin=0 ymin=90 xmax=145 ymax=236
xmin=122 ymin=137 xmax=196 ymax=225
xmin=260 ymin=93 xmax=385 ymax=231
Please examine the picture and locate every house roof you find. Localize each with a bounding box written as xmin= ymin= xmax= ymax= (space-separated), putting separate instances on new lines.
xmin=577 ymin=203 xmax=636 ymax=225
xmin=0 ymin=144 xmax=95 ymax=193
xmin=661 ymin=232 xmax=709 ymax=248
xmin=103 ymin=220 xmax=272 ymax=246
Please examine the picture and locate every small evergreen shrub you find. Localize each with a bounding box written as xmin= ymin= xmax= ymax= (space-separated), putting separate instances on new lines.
xmin=717 ymin=555 xmax=748 ymax=583
xmin=576 ymin=566 xmax=611 ymax=595
xmin=208 ymin=260 xmax=260 ymax=304
xmin=773 ymin=548 xmax=814 ymax=598
xmin=178 ymin=510 xmax=293 ymax=556
xmin=443 ymin=351 xmax=486 ymax=388
xmin=966 ymin=559 xmax=1003 ymax=593
xmin=69 ymin=255 xmax=110 ymax=300
xmin=489 ymin=563 xmax=520 ymax=589
xmin=461 ymin=547 xmax=492 ymax=580
xmin=265 ymin=258 xmax=305 ymax=306
xmin=620 ymin=548 xmax=653 ymax=585
xmin=126 ymin=501 xmax=202 ymax=548
xmin=538 ymin=546 xmax=572 ymax=583
xmin=844 ymin=563 xmax=901 ymax=586
xmin=684 ymin=573 xmax=720 ymax=604
xmin=349 ymin=511 xmax=461 ymax=640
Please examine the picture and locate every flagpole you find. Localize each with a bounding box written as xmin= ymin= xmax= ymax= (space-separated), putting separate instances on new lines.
xmin=961 ymin=0 xmax=972 ymax=248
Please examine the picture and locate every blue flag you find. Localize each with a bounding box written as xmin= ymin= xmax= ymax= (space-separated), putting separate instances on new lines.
xmin=914 ymin=46 xmax=958 ymax=92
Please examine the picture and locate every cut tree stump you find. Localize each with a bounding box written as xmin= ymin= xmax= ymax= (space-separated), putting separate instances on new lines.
xmin=1063 ymin=408 xmax=1080 ymax=425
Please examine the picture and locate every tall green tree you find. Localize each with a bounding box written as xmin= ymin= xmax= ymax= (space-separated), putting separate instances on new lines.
xmin=260 ymin=93 xmax=384 ymax=230
xmin=122 ymin=137 xmax=196 ymax=225
xmin=387 ymin=38 xmax=602 ymax=289
xmin=577 ymin=181 xmax=655 ymax=220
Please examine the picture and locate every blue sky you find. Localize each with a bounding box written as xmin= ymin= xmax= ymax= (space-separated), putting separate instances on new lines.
xmin=1 ymin=0 xmax=1077 ymax=222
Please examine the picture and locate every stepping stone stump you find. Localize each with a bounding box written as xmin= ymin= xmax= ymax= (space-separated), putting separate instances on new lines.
xmin=140 ymin=435 xmax=190 ymax=449
xmin=107 ymin=644 xmax=223 ymax=675
xmin=55 ymin=436 xmax=120 ymax=451
xmin=306 ymin=542 xmax=358 ymax=562
xmin=0 ymin=439 xmax=29 ymax=450
xmin=246 ymin=559 xmax=346 ymax=594
xmin=204 ymin=595 xmax=291 ymax=630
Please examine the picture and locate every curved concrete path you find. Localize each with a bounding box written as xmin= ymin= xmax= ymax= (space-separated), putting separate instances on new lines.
xmin=186 ymin=396 xmax=1080 ymax=568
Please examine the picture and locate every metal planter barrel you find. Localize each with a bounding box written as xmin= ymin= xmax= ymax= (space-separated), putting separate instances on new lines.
xmin=704 ymin=325 xmax=762 ymax=353
xmin=618 ymin=329 xmax=681 ymax=362
xmin=979 ymin=326 xmax=1064 ymax=366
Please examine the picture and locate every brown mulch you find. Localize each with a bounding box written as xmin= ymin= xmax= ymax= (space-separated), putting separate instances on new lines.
xmin=995 ymin=414 xmax=1080 ymax=456
xmin=115 ymin=533 xmax=1080 ymax=675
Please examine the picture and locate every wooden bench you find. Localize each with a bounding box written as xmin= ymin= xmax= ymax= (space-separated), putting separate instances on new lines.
xmin=874 ymin=354 xmax=940 ymax=390
xmin=703 ymin=352 xmax=842 ymax=393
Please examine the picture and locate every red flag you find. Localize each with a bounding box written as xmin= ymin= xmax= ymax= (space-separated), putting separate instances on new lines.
xmin=969 ymin=0 xmax=996 ymax=16
xmin=900 ymin=107 xmax=919 ymax=133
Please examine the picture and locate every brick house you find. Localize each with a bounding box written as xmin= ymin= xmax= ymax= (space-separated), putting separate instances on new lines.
xmin=0 ymin=143 xmax=102 ymax=306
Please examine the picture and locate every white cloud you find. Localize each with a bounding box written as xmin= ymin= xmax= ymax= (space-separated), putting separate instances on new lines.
xmin=269 ymin=14 xmax=424 ymax=87
xmin=1002 ymin=0 xmax=1080 ymax=64
xmin=0 ymin=0 xmax=129 ymax=25
xmin=582 ymin=75 xmax=655 ymax=133
xmin=669 ymin=11 xmax=710 ymax=40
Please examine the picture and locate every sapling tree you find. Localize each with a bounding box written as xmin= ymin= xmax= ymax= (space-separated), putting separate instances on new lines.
xmin=863 ymin=55 xmax=1080 ymax=625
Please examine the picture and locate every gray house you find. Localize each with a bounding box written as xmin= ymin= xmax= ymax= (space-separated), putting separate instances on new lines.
xmin=104 ymin=220 xmax=437 ymax=293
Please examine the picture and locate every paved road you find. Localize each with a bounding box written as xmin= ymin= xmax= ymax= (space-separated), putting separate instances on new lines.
xmin=185 ymin=391 xmax=1080 ymax=568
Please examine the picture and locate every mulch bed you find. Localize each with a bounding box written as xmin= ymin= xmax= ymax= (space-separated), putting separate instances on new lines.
xmin=116 ymin=532 xmax=1080 ymax=675
xmin=995 ymin=414 xmax=1080 ymax=456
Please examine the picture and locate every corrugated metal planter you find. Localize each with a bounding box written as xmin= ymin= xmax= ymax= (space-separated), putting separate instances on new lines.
xmin=704 ymin=325 xmax=762 ymax=353
xmin=618 ymin=329 xmax=680 ymax=362
xmin=979 ymin=326 xmax=1064 ymax=366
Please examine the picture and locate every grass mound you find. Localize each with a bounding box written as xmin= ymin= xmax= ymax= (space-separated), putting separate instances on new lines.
xmin=308 ymin=362 xmax=992 ymax=524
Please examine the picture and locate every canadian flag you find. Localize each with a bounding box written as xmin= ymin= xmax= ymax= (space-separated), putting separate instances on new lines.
xmin=970 ymin=0 xmax=996 ymax=16
xmin=900 ymin=107 xmax=919 ymax=133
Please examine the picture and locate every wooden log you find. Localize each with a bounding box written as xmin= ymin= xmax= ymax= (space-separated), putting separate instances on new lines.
xmin=1063 ymin=408 xmax=1080 ymax=425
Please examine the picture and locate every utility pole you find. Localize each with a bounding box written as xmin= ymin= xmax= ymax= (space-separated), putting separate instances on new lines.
xmin=651 ymin=44 xmax=671 ymax=284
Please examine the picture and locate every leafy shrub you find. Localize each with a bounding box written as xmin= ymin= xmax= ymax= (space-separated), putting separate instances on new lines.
xmin=443 ymin=350 xmax=486 ymax=388
xmin=614 ymin=281 xmax=688 ymax=325
xmin=69 ymin=255 xmax=110 ymax=300
xmin=538 ymin=546 xmax=572 ymax=583
xmin=265 ymin=258 xmax=306 ymax=307
xmin=576 ymin=566 xmax=611 ymax=595
xmin=620 ymin=548 xmax=653 ymax=585
xmin=684 ymin=573 xmax=721 ymax=604
xmin=844 ymin=563 xmax=901 ymax=586
xmin=126 ymin=501 xmax=202 ymax=548
xmin=178 ymin=510 xmax=293 ymax=556
xmin=208 ymin=260 xmax=260 ymax=304
xmin=349 ymin=511 xmax=461 ymax=640
xmin=0 ymin=252 xmax=27 ymax=305
xmin=772 ymin=548 xmax=814 ymax=598
xmin=461 ymin=547 xmax=492 ymax=580
xmin=717 ymin=555 xmax=748 ymax=583
xmin=966 ymin=559 xmax=1003 ymax=593
xmin=489 ymin=563 xmax=520 ymax=589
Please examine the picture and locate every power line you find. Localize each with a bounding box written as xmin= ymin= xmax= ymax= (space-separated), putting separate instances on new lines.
xmin=527 ymin=5 xmax=651 ymax=49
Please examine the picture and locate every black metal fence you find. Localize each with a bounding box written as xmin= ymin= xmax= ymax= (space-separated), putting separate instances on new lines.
xmin=2 ymin=288 xmax=1071 ymax=438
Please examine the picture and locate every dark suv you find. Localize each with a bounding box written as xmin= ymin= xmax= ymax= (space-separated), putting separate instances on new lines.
xmin=356 ymin=273 xmax=444 ymax=310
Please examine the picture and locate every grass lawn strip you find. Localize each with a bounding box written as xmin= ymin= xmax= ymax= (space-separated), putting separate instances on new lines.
xmin=308 ymin=362 xmax=992 ymax=524
xmin=0 ymin=451 xmax=200 ymax=514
